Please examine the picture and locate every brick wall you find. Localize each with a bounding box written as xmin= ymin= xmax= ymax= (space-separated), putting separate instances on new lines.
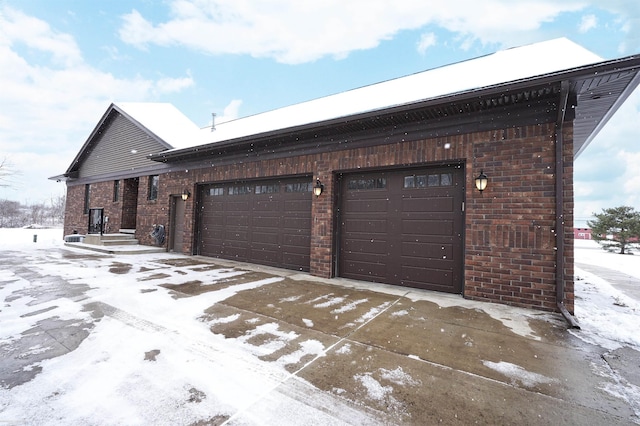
xmin=64 ymin=122 xmax=574 ymax=313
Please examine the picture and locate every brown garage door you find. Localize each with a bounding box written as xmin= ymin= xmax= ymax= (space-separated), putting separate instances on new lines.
xmin=197 ymin=177 xmax=312 ymax=272
xmin=339 ymin=166 xmax=464 ymax=293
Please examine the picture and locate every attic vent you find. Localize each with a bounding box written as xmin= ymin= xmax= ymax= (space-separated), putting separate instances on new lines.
xmin=211 ymin=113 xmax=216 ymax=132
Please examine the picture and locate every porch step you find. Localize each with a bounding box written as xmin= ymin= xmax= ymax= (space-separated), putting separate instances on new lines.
xmin=84 ymin=233 xmax=137 ymax=246
xmin=66 ymin=231 xmax=165 ymax=255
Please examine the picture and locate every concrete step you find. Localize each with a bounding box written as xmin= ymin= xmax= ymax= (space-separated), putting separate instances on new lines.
xmin=99 ymin=233 xmax=136 ymax=241
xmin=101 ymin=239 xmax=139 ymax=246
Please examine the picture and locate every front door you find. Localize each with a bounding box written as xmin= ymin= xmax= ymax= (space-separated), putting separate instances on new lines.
xmin=121 ymin=178 xmax=139 ymax=230
xmin=169 ymin=195 xmax=186 ymax=252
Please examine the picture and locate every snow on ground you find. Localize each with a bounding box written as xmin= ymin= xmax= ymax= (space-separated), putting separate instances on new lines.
xmin=573 ymin=239 xmax=640 ymax=350
xmin=1 ymin=229 xmax=639 ymax=424
xmin=0 ymin=229 xmax=355 ymax=425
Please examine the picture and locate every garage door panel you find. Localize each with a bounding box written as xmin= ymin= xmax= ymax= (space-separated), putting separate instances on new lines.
xmin=283 ymin=217 xmax=311 ymax=230
xmin=342 ymin=260 xmax=387 ymax=280
xmin=253 ymin=216 xmax=281 ymax=228
xmin=344 ymin=199 xmax=388 ymax=212
xmin=252 ymin=231 xmax=279 ymax=244
xmin=344 ymin=218 xmax=387 ymax=233
xmin=402 ymin=219 xmax=453 ymax=236
xmin=340 ymin=167 xmax=463 ymax=293
xmin=402 ymin=242 xmax=453 ymax=259
xmin=283 ymin=233 xmax=310 ymax=246
xmin=227 ymin=200 xmax=250 ymax=211
xmin=285 ymin=199 xmax=311 ymax=212
xmin=198 ymin=178 xmax=311 ymax=272
xmin=343 ymin=238 xmax=387 ymax=253
xmin=402 ymin=197 xmax=454 ymax=212
xmin=255 ymin=200 xmax=280 ymax=211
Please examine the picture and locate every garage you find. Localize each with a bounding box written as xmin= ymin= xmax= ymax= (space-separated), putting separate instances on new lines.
xmin=338 ymin=165 xmax=464 ymax=293
xmin=197 ymin=177 xmax=312 ymax=271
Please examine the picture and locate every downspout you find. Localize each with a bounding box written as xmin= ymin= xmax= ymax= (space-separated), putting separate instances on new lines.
xmin=555 ymin=80 xmax=580 ymax=329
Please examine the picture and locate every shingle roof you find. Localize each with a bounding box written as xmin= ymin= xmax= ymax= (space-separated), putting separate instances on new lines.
xmin=180 ymin=38 xmax=602 ymax=150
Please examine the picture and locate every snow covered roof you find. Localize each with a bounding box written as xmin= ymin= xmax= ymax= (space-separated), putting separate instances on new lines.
xmin=183 ymin=38 xmax=602 ymax=149
xmin=114 ymin=102 xmax=201 ymax=149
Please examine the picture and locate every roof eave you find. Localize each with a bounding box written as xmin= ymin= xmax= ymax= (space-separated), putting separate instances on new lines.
xmin=148 ymin=54 xmax=640 ymax=163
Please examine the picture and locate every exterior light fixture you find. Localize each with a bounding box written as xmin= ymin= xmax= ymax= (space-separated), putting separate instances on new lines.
xmin=313 ymin=178 xmax=324 ymax=197
xmin=181 ymin=189 xmax=191 ymax=201
xmin=475 ymin=170 xmax=488 ymax=193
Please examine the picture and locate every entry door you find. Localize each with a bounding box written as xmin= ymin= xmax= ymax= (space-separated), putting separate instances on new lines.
xmin=121 ymin=178 xmax=139 ymax=230
xmin=169 ymin=196 xmax=186 ymax=252
xmin=339 ymin=165 xmax=464 ymax=293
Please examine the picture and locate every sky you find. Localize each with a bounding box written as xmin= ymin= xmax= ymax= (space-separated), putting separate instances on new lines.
xmin=0 ymin=1 xmax=639 ymax=225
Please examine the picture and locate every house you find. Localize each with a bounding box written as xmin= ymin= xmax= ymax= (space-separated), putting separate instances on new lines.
xmin=51 ymin=38 xmax=640 ymax=320
xmin=574 ymin=228 xmax=592 ymax=240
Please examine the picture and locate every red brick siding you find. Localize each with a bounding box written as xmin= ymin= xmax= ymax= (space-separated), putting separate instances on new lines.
xmin=63 ymin=181 xmax=122 ymax=235
xmin=64 ymin=122 xmax=575 ymax=313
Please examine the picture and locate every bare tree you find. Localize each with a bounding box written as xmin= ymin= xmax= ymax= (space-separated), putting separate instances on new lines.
xmin=49 ymin=194 xmax=66 ymax=225
xmin=0 ymin=199 xmax=22 ymax=227
xmin=0 ymin=157 xmax=17 ymax=188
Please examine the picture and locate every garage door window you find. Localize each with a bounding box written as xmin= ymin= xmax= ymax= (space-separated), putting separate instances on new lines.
xmin=347 ymin=178 xmax=387 ymax=190
xmin=208 ymin=187 xmax=224 ymax=196
xmin=228 ymin=185 xmax=252 ymax=195
xmin=404 ymin=173 xmax=452 ymax=188
xmin=285 ymin=182 xmax=313 ymax=192
xmin=255 ymin=184 xmax=279 ymax=194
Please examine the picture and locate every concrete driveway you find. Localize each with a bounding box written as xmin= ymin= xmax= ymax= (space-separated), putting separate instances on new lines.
xmin=1 ymin=244 xmax=639 ymax=425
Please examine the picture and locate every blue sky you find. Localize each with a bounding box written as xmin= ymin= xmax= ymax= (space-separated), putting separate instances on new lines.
xmin=0 ymin=1 xmax=639 ymax=226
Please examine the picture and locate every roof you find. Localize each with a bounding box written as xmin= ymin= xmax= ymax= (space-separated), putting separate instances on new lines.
xmin=114 ymin=102 xmax=201 ymax=149
xmin=52 ymin=102 xmax=201 ymax=181
xmin=149 ymin=37 xmax=640 ymax=163
xmin=187 ymin=38 xmax=602 ymax=149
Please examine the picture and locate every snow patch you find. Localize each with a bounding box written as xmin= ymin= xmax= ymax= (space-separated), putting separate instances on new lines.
xmin=483 ymin=360 xmax=557 ymax=388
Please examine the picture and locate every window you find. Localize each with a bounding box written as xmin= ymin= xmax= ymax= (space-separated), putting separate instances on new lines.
xmin=228 ymin=185 xmax=252 ymax=195
xmin=255 ymin=184 xmax=279 ymax=194
xmin=148 ymin=175 xmax=159 ymax=200
xmin=285 ymin=182 xmax=313 ymax=193
xmin=347 ymin=178 xmax=387 ymax=190
xmin=208 ymin=187 xmax=224 ymax=196
xmin=113 ymin=180 xmax=120 ymax=202
xmin=84 ymin=184 xmax=90 ymax=214
xmin=404 ymin=173 xmax=452 ymax=188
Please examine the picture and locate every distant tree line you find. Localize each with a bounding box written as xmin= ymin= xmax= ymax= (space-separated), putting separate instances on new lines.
xmin=0 ymin=195 xmax=66 ymax=228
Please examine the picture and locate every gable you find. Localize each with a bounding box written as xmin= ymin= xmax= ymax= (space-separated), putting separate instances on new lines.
xmin=76 ymin=110 xmax=169 ymax=179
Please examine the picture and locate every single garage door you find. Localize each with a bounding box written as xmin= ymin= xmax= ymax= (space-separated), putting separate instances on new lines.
xmin=197 ymin=177 xmax=312 ymax=271
xmin=339 ymin=166 xmax=464 ymax=293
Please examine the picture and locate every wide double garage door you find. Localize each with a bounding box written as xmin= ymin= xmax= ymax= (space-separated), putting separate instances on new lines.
xmin=197 ymin=177 xmax=312 ymax=271
xmin=339 ymin=166 xmax=464 ymax=293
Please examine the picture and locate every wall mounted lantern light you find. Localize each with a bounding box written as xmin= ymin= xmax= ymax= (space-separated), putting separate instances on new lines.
xmin=313 ymin=178 xmax=324 ymax=197
xmin=475 ymin=170 xmax=488 ymax=193
xmin=181 ymin=189 xmax=191 ymax=201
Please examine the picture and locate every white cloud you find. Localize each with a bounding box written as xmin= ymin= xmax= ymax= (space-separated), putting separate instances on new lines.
xmin=592 ymin=0 xmax=640 ymax=53
xmin=578 ymin=14 xmax=597 ymax=33
xmin=118 ymin=0 xmax=587 ymax=64
xmin=417 ymin=32 xmax=436 ymax=55
xmin=0 ymin=5 xmax=194 ymax=203
xmin=154 ymin=73 xmax=195 ymax=95
xmin=216 ymin=99 xmax=243 ymax=124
